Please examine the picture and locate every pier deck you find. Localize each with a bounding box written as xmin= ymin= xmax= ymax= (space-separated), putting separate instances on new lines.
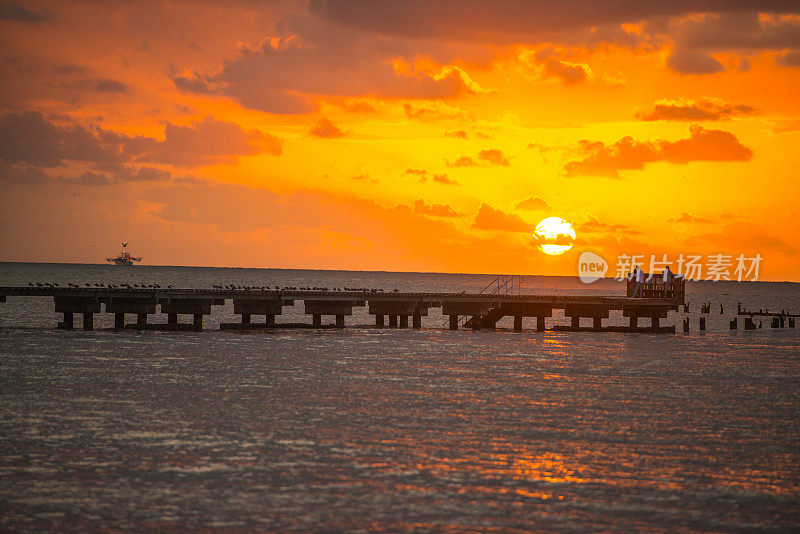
xmin=0 ymin=286 xmax=682 ymax=333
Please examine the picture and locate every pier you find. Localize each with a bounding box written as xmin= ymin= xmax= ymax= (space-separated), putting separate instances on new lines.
xmin=0 ymin=276 xmax=686 ymax=333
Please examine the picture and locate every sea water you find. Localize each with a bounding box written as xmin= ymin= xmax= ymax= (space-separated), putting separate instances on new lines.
xmin=0 ymin=263 xmax=798 ymax=531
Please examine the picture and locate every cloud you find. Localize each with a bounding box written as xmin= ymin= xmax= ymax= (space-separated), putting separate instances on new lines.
xmin=0 ymin=110 xmax=121 ymax=167
xmin=310 ymin=1 xmax=799 ymax=43
xmin=310 ymin=118 xmax=345 ymax=138
xmin=58 ymin=77 xmax=129 ymax=94
xmin=576 ymin=215 xmax=635 ymax=234
xmin=667 ymin=12 xmax=800 ymax=74
xmin=93 ymin=78 xmax=129 ymax=93
xmin=120 ymin=116 xmax=283 ymax=166
xmin=777 ymin=50 xmax=800 ymax=67
xmin=413 ymin=199 xmax=462 ymax=217
xmin=515 ymin=196 xmax=549 ymax=211
xmin=637 ymin=98 xmax=756 ymax=121
xmin=445 ymin=130 xmax=468 ymax=139
xmin=0 ymin=161 xmax=49 ymax=184
xmin=478 ymin=149 xmax=510 ymax=166
xmin=173 ymin=14 xmax=479 ymax=114
xmin=675 ymin=12 xmax=800 ymax=52
xmin=403 ymin=102 xmax=468 ymax=121
xmin=542 ymin=58 xmax=590 ymax=84
xmin=564 ymin=125 xmax=753 ymax=177
xmin=666 ymin=50 xmax=725 ymax=75
xmin=57 ymin=166 xmax=174 ymax=186
xmin=432 ymin=174 xmax=457 ymax=185
xmin=0 ymin=111 xmax=281 ymax=169
xmin=447 ymin=149 xmax=510 ymax=167
xmin=687 ymin=221 xmax=792 ymax=254
xmin=447 ymin=156 xmax=478 ymax=167
xmin=403 ymin=167 xmax=456 ymax=185
xmin=669 ymin=212 xmax=714 ymax=224
xmin=472 ymin=203 xmax=531 ymax=232
xmin=0 ymin=1 xmax=55 ymax=23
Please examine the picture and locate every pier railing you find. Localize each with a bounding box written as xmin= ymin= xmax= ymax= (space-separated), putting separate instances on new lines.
xmin=626 ymin=274 xmax=685 ymax=305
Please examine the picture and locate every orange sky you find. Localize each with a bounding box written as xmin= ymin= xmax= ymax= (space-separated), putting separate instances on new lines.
xmin=1 ymin=1 xmax=799 ymax=280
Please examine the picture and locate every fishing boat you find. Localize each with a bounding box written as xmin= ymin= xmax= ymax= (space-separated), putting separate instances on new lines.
xmin=106 ymin=243 xmax=142 ymax=265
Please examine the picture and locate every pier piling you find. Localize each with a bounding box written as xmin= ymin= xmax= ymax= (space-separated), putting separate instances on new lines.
xmin=537 ymin=316 xmax=546 ymax=331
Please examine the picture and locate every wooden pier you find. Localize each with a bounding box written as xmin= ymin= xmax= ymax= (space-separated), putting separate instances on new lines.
xmin=0 ymin=277 xmax=685 ymax=333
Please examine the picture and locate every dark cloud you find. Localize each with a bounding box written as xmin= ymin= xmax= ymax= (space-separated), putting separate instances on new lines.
xmin=564 ymin=125 xmax=753 ymax=177
xmin=0 ymin=161 xmax=48 ymax=184
xmin=543 ymin=58 xmax=589 ymax=84
xmin=777 ymin=50 xmax=800 ymax=67
xmin=515 ymin=196 xmax=549 ymax=211
xmin=667 ymin=12 xmax=800 ymax=73
xmin=310 ymin=1 xmax=799 ymax=42
xmin=676 ymin=11 xmax=800 ymax=51
xmin=58 ymin=77 xmax=129 ymax=94
xmin=472 ymin=203 xmax=530 ymax=232
xmin=119 ymin=116 xmax=283 ymax=166
xmin=93 ymin=78 xmax=129 ymax=93
xmin=637 ymin=98 xmax=755 ymax=121
xmin=310 ymin=118 xmax=345 ymax=138
xmin=0 ymin=110 xmax=121 ymax=167
xmin=0 ymin=1 xmax=55 ymax=23
xmin=666 ymin=50 xmax=725 ymax=75
xmin=413 ymin=199 xmax=462 ymax=217
xmin=0 ymin=111 xmax=281 ymax=187
xmin=174 ymin=13 xmax=479 ymax=114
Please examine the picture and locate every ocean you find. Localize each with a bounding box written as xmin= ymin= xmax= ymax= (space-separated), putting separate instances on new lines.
xmin=1 ymin=262 xmax=798 ymax=531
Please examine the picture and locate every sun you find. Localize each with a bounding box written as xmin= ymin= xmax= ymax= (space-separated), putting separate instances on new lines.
xmin=533 ymin=217 xmax=576 ymax=255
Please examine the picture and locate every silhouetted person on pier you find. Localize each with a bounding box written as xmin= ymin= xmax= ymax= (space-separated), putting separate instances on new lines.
xmin=631 ymin=266 xmax=645 ymax=297
xmin=662 ymin=266 xmax=674 ymax=283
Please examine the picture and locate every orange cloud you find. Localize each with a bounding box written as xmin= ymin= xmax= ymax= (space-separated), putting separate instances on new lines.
xmin=413 ymin=199 xmax=462 ymax=217
xmin=310 ymin=118 xmax=345 ymax=138
xmin=447 ymin=149 xmax=510 ymax=167
xmin=403 ymin=168 xmax=455 ymax=185
xmin=543 ymin=58 xmax=590 ymax=84
xmin=564 ymin=125 xmax=753 ymax=177
xmin=637 ymin=98 xmax=755 ymax=121
xmin=122 ymin=116 xmax=282 ymax=166
xmin=478 ymin=149 xmax=510 ymax=166
xmin=515 ymin=196 xmax=549 ymax=211
xmin=472 ymin=203 xmax=531 ymax=232
xmin=669 ymin=212 xmax=714 ymax=224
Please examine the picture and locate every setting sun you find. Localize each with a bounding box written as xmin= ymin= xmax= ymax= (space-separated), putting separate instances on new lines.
xmin=534 ymin=217 xmax=576 ymax=256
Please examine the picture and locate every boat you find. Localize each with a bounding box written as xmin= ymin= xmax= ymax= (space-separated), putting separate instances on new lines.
xmin=107 ymin=243 xmax=142 ymax=265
